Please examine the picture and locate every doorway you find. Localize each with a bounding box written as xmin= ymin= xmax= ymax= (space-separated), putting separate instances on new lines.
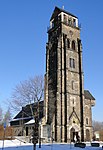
xmin=70 ymin=128 xmax=79 ymax=142
xmin=70 ymin=127 xmax=75 ymax=142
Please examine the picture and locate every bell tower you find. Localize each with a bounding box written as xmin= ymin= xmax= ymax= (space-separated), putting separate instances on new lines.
xmin=44 ymin=7 xmax=95 ymax=142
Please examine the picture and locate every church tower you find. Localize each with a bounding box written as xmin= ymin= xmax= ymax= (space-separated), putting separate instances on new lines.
xmin=44 ymin=7 xmax=95 ymax=142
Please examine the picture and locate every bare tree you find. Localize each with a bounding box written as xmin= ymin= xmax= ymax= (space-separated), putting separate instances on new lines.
xmin=93 ymin=120 xmax=103 ymax=132
xmin=10 ymin=75 xmax=44 ymax=113
xmin=10 ymin=75 xmax=44 ymax=149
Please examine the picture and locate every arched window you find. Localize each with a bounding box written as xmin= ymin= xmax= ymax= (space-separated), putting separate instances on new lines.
xmin=71 ymin=80 xmax=74 ymax=90
xmin=64 ymin=14 xmax=67 ymax=24
xmin=70 ymin=58 xmax=75 ymax=68
xmin=70 ymin=128 xmax=75 ymax=142
xmin=68 ymin=18 xmax=72 ymax=26
xmin=67 ymin=39 xmax=70 ymax=48
xmin=72 ymin=40 xmax=76 ymax=50
xmin=86 ymin=118 xmax=89 ymax=125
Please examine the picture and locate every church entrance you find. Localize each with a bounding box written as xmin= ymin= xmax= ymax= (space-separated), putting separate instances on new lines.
xmin=70 ymin=127 xmax=79 ymax=142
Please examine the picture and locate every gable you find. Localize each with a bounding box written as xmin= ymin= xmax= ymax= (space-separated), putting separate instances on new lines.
xmin=69 ymin=107 xmax=80 ymax=124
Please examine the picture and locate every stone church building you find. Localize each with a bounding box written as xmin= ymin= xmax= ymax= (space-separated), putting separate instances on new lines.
xmin=10 ymin=6 xmax=95 ymax=143
xmin=43 ymin=6 xmax=95 ymax=142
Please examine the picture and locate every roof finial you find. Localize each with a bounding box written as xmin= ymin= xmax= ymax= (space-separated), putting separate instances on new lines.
xmin=62 ymin=6 xmax=64 ymax=10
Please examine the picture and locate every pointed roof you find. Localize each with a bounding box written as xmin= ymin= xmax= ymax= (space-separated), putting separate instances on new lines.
xmin=84 ymin=90 xmax=95 ymax=100
xmin=13 ymin=100 xmax=44 ymax=119
xmin=50 ymin=6 xmax=78 ymax=21
xmin=69 ymin=107 xmax=80 ymax=123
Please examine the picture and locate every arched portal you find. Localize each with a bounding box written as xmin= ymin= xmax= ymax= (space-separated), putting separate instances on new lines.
xmin=70 ymin=127 xmax=75 ymax=142
xmin=86 ymin=129 xmax=90 ymax=141
xmin=70 ymin=124 xmax=80 ymax=142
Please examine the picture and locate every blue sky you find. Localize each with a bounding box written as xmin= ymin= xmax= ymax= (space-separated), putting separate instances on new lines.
xmin=0 ymin=0 xmax=103 ymax=121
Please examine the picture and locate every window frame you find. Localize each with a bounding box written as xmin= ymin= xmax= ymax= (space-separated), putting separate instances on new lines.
xmin=67 ymin=38 xmax=70 ymax=49
xmin=72 ymin=40 xmax=76 ymax=50
xmin=86 ymin=118 xmax=89 ymax=125
xmin=70 ymin=58 xmax=75 ymax=69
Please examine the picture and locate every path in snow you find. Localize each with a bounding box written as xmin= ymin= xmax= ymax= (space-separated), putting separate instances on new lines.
xmin=0 ymin=140 xmax=103 ymax=150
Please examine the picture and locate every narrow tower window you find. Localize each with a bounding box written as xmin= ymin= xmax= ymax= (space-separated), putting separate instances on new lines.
xmin=73 ymin=99 xmax=74 ymax=105
xmin=68 ymin=18 xmax=72 ymax=26
xmin=70 ymin=58 xmax=75 ymax=68
xmin=72 ymin=40 xmax=75 ymax=50
xmin=73 ymin=19 xmax=76 ymax=27
xmin=86 ymin=118 xmax=89 ymax=125
xmin=64 ymin=14 xmax=67 ymax=24
xmin=67 ymin=39 xmax=70 ymax=48
xmin=71 ymin=80 xmax=74 ymax=90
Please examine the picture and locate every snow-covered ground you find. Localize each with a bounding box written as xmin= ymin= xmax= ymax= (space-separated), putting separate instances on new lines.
xmin=0 ymin=140 xmax=103 ymax=150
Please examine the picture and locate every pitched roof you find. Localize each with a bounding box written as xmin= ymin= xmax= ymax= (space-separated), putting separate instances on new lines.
xmin=50 ymin=6 xmax=78 ymax=21
xmin=13 ymin=100 xmax=44 ymax=120
xmin=84 ymin=90 xmax=95 ymax=100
